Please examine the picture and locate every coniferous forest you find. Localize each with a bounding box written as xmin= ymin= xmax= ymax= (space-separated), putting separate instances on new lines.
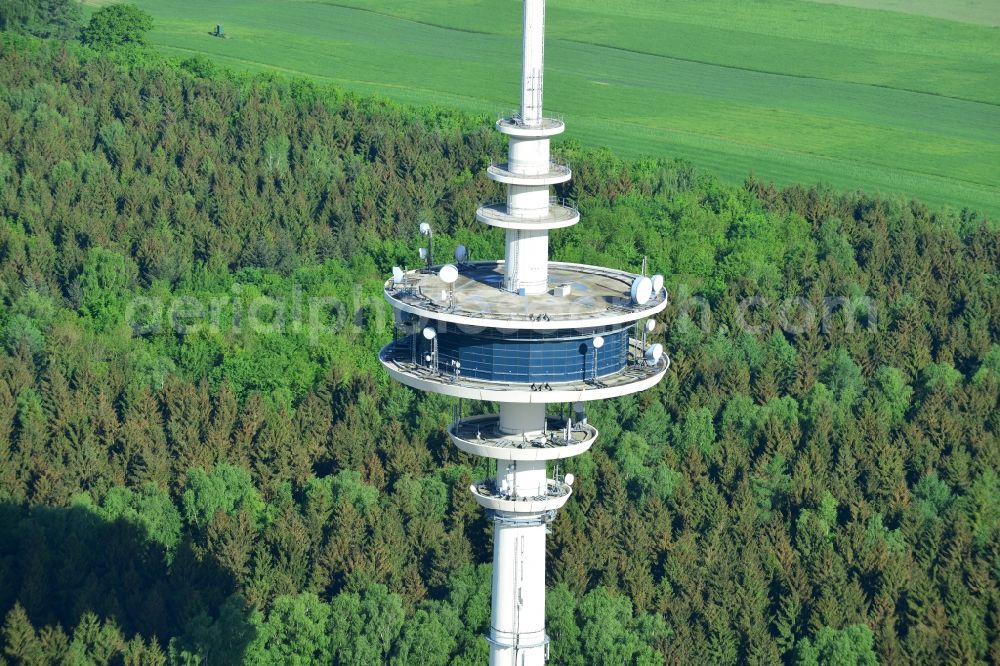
xmin=0 ymin=4 xmax=998 ymax=665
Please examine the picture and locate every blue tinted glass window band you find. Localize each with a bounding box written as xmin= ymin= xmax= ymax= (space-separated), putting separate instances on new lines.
xmin=392 ymin=326 xmax=633 ymax=384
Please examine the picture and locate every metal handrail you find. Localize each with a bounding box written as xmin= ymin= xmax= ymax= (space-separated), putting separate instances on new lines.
xmin=498 ymin=110 xmax=565 ymax=126
xmin=488 ymin=156 xmax=571 ymax=172
xmin=450 ymin=415 xmax=597 ymax=448
xmin=476 ymin=478 xmax=570 ymax=501
xmin=385 ymin=283 xmax=667 ymax=321
xmin=477 ymin=195 xmax=576 ymax=209
xmin=382 ymin=353 xmax=667 ymax=398
xmin=476 ymin=197 xmax=579 ymax=221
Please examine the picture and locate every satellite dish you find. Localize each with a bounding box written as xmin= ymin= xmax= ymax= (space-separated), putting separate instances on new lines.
xmin=438 ymin=263 xmax=459 ymax=284
xmin=419 ymin=222 xmax=431 ymax=235
xmin=419 ymin=247 xmax=428 ymax=261
xmin=651 ymin=274 xmax=664 ymax=293
xmin=593 ymin=336 xmax=605 ymax=349
xmin=645 ymin=343 xmax=663 ymax=366
xmin=564 ymin=473 xmax=575 ymax=487
xmin=455 ymin=245 xmax=468 ymax=262
xmin=392 ymin=266 xmax=404 ymax=284
xmin=645 ymin=319 xmax=656 ymax=333
xmin=631 ymin=276 xmax=653 ymax=305
xmin=422 ymin=326 xmax=437 ymax=340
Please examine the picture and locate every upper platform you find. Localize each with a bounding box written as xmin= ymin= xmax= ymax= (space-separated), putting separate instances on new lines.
xmin=385 ymin=261 xmax=668 ymax=330
xmin=487 ymin=160 xmax=572 ymax=186
xmin=496 ymin=116 xmax=565 ymax=138
xmin=475 ymin=198 xmax=580 ymax=230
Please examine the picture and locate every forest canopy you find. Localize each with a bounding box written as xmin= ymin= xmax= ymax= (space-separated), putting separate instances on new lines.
xmin=0 ymin=12 xmax=997 ymax=666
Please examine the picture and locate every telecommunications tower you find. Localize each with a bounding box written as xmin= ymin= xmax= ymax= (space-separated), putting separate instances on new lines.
xmin=379 ymin=1 xmax=670 ymax=663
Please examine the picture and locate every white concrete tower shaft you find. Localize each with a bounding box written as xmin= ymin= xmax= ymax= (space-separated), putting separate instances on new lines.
xmin=488 ymin=403 xmax=549 ymax=665
xmin=489 ymin=513 xmax=549 ymax=665
xmin=503 ymin=0 xmax=553 ymax=296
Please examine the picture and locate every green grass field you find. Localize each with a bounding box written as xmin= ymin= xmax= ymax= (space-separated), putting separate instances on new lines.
xmin=91 ymin=0 xmax=1000 ymax=215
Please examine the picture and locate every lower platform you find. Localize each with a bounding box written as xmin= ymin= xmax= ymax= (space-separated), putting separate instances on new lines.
xmin=475 ymin=200 xmax=580 ymax=230
xmin=470 ymin=478 xmax=572 ymax=512
xmin=450 ymin=414 xmax=598 ymax=460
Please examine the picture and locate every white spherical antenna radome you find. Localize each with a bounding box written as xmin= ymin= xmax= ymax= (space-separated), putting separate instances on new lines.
xmin=438 ymin=263 xmax=459 ymax=284
xmin=645 ymin=319 xmax=656 ymax=333
xmin=630 ymin=276 xmax=653 ymax=305
xmin=422 ymin=326 xmax=437 ymax=340
xmin=651 ymin=274 xmax=664 ymax=293
xmin=564 ymin=473 xmax=575 ymax=487
xmin=593 ymin=335 xmax=605 ymax=349
xmin=455 ymin=244 xmax=468 ymax=262
xmin=644 ymin=343 xmax=663 ymax=366
xmin=419 ymin=222 xmax=431 ymax=235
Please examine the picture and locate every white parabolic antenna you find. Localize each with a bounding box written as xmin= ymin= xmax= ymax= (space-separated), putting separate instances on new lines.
xmin=645 ymin=343 xmax=663 ymax=366
xmin=645 ymin=319 xmax=656 ymax=333
xmin=392 ymin=266 xmax=404 ymax=284
xmin=419 ymin=222 xmax=431 ymax=235
xmin=439 ymin=263 xmax=459 ymax=284
xmin=455 ymin=245 xmax=468 ymax=261
xmin=593 ymin=335 xmax=605 ymax=349
xmin=422 ymin=326 xmax=437 ymax=340
xmin=564 ymin=473 xmax=575 ymax=487
xmin=419 ymin=247 xmax=428 ymax=260
xmin=630 ymin=276 xmax=653 ymax=305
xmin=651 ymin=274 xmax=664 ymax=293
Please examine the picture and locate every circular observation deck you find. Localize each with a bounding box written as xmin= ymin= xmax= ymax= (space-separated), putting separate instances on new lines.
xmin=487 ymin=160 xmax=572 ymax=186
xmin=449 ymin=414 xmax=598 ymax=461
xmin=496 ymin=116 xmax=565 ymax=138
xmin=384 ymin=261 xmax=667 ymax=330
xmin=378 ymin=338 xmax=669 ymax=403
xmin=469 ymin=478 xmax=572 ymax=512
xmin=475 ymin=198 xmax=580 ymax=230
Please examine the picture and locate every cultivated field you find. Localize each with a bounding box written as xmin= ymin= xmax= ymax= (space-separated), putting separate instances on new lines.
xmin=94 ymin=0 xmax=1000 ymax=215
